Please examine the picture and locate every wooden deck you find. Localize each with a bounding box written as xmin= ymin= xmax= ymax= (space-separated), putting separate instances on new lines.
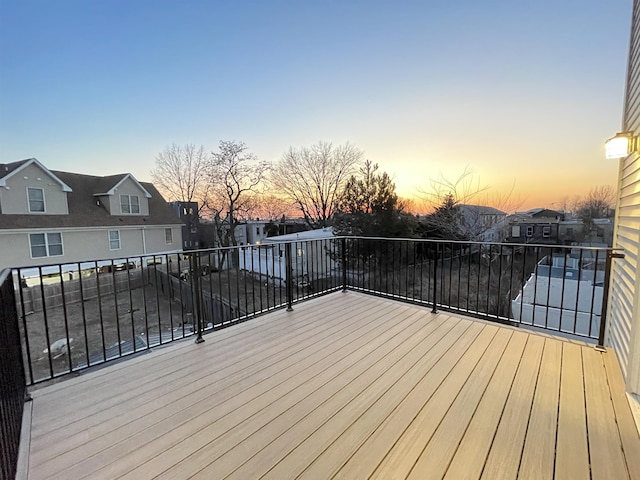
xmin=22 ymin=291 xmax=640 ymax=479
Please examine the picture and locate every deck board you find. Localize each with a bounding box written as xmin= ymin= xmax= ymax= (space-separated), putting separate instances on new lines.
xmin=369 ymin=325 xmax=500 ymax=479
xmin=518 ymin=338 xmax=562 ymax=479
xmin=406 ymin=328 xmax=515 ymax=479
xmin=24 ymin=291 xmax=640 ymax=480
xmin=35 ymin=296 xmax=407 ymax=479
xmin=438 ymin=331 xmax=529 ymax=480
xmin=555 ymin=342 xmax=590 ymax=480
xmin=583 ymin=347 xmax=630 ymax=480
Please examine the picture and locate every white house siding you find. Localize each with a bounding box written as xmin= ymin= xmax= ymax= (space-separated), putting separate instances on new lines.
xmin=0 ymin=162 xmax=69 ymax=215
xmin=608 ymin=0 xmax=640 ymax=391
xmin=0 ymin=225 xmax=182 ymax=269
xmin=142 ymin=226 xmax=180 ymax=255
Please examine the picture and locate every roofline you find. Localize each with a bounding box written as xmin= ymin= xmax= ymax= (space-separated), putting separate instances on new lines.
xmin=94 ymin=173 xmax=152 ymax=198
xmin=0 ymin=158 xmax=73 ymax=192
xmin=0 ymin=223 xmax=184 ymax=233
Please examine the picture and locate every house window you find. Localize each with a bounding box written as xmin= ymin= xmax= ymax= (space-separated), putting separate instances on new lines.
xmin=108 ymin=230 xmax=121 ymax=250
xmin=256 ymin=227 xmax=260 ymax=236
xmin=120 ymin=195 xmax=140 ymax=214
xmin=27 ymin=187 xmax=45 ymax=212
xmin=526 ymin=226 xmax=534 ymax=237
xmin=511 ymin=226 xmax=521 ymax=238
xmin=165 ymin=228 xmax=173 ymax=244
xmin=542 ymin=226 xmax=551 ymax=238
xmin=29 ymin=233 xmax=63 ymax=258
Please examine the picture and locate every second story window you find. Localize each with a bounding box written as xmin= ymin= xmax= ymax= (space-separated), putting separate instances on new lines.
xmin=542 ymin=226 xmax=551 ymax=238
xmin=165 ymin=228 xmax=173 ymax=244
xmin=120 ymin=195 xmax=140 ymax=214
xmin=28 ymin=187 xmax=45 ymax=213
xmin=526 ymin=226 xmax=534 ymax=237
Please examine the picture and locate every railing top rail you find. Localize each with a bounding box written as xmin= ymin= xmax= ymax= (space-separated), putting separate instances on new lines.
xmin=334 ymin=236 xmax=617 ymax=251
xmin=0 ymin=267 xmax=11 ymax=284
xmin=8 ymin=236 xmax=621 ymax=272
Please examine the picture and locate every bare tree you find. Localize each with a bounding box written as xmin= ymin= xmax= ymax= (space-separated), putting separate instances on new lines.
xmin=417 ymin=167 xmax=521 ymax=241
xmin=574 ymin=185 xmax=616 ymax=236
xmin=251 ymin=194 xmax=298 ymax=221
xmin=418 ymin=166 xmax=487 ymax=212
xmin=208 ymin=141 xmax=269 ymax=248
xmin=150 ymin=144 xmax=211 ymax=214
xmin=576 ymin=185 xmax=615 ymax=217
xmin=271 ymin=141 xmax=363 ymax=228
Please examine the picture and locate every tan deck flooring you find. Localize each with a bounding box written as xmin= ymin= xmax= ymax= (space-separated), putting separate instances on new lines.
xmin=24 ymin=291 xmax=640 ymax=479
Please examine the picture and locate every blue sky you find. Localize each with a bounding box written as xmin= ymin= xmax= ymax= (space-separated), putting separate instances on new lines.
xmin=0 ymin=0 xmax=632 ymax=210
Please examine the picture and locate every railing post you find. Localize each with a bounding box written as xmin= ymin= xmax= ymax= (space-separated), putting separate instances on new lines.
xmin=432 ymin=243 xmax=439 ymax=314
xmin=191 ymin=254 xmax=205 ymax=344
xmin=341 ymin=237 xmax=348 ymax=292
xmin=0 ymin=269 xmax=27 ymax=480
xmin=596 ymin=249 xmax=624 ymax=351
xmin=285 ymin=243 xmax=294 ymax=311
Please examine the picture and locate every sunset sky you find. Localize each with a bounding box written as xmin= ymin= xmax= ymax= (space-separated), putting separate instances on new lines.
xmin=0 ymin=0 xmax=632 ymax=212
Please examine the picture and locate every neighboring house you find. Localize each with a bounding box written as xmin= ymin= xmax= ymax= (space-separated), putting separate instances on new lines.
xmin=456 ymin=204 xmax=507 ymax=242
xmin=245 ymin=219 xmax=269 ymax=245
xmin=0 ymin=158 xmax=183 ymax=270
xmin=239 ymin=227 xmax=338 ymax=283
xmin=504 ymin=208 xmax=565 ymax=244
xmin=169 ymin=201 xmax=200 ymax=250
xmin=559 ymin=218 xmax=614 ymax=246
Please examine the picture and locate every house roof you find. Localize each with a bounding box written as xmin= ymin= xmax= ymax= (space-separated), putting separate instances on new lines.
xmin=94 ymin=173 xmax=152 ymax=198
xmin=0 ymin=158 xmax=72 ymax=192
xmin=0 ymin=168 xmax=181 ymax=229
xmin=262 ymin=227 xmax=334 ymax=242
xmin=457 ymin=204 xmax=506 ymax=216
xmin=516 ymin=208 xmax=564 ymax=219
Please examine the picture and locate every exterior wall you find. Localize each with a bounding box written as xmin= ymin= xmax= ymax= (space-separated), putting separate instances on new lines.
xmin=169 ymin=201 xmax=199 ymax=250
xmin=239 ymin=239 xmax=338 ymax=282
xmin=505 ymin=220 xmax=560 ymax=244
xmin=608 ymin=0 xmax=640 ymax=393
xmin=0 ymin=163 xmax=68 ymax=215
xmin=0 ymin=225 xmax=182 ymax=269
xmin=143 ymin=226 xmax=180 ymax=254
xmin=246 ymin=221 xmax=269 ymax=244
xmin=104 ymin=177 xmax=150 ymax=216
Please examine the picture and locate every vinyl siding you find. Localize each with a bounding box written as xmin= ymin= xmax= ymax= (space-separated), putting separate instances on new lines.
xmin=0 ymin=163 xmax=69 ymax=215
xmin=609 ymin=0 xmax=640 ymax=387
xmin=0 ymin=226 xmax=182 ymax=270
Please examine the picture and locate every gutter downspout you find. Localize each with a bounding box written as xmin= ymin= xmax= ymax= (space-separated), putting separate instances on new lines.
xmin=141 ymin=227 xmax=147 ymax=255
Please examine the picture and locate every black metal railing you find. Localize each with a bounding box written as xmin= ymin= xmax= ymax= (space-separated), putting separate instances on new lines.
xmin=8 ymin=236 xmax=618 ymax=386
xmin=11 ymin=239 xmax=342 ymax=385
xmin=0 ymin=268 xmax=27 ymax=480
xmin=340 ymin=237 xmax=616 ymax=344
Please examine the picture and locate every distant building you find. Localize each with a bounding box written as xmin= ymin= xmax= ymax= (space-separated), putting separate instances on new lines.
xmin=504 ymin=208 xmax=565 ymax=244
xmin=0 ymin=158 xmax=183 ymax=270
xmin=169 ymin=201 xmax=200 ymax=250
xmin=240 ymin=227 xmax=338 ymax=284
xmin=559 ymin=217 xmax=614 ymax=246
xmin=245 ymin=219 xmax=269 ymax=244
xmin=457 ymin=205 xmax=507 ymax=242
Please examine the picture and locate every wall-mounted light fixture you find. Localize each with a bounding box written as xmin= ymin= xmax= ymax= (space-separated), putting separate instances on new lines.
xmin=605 ymin=131 xmax=638 ymax=159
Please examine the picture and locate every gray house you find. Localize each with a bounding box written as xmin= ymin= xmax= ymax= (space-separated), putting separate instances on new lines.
xmin=0 ymin=158 xmax=183 ymax=270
